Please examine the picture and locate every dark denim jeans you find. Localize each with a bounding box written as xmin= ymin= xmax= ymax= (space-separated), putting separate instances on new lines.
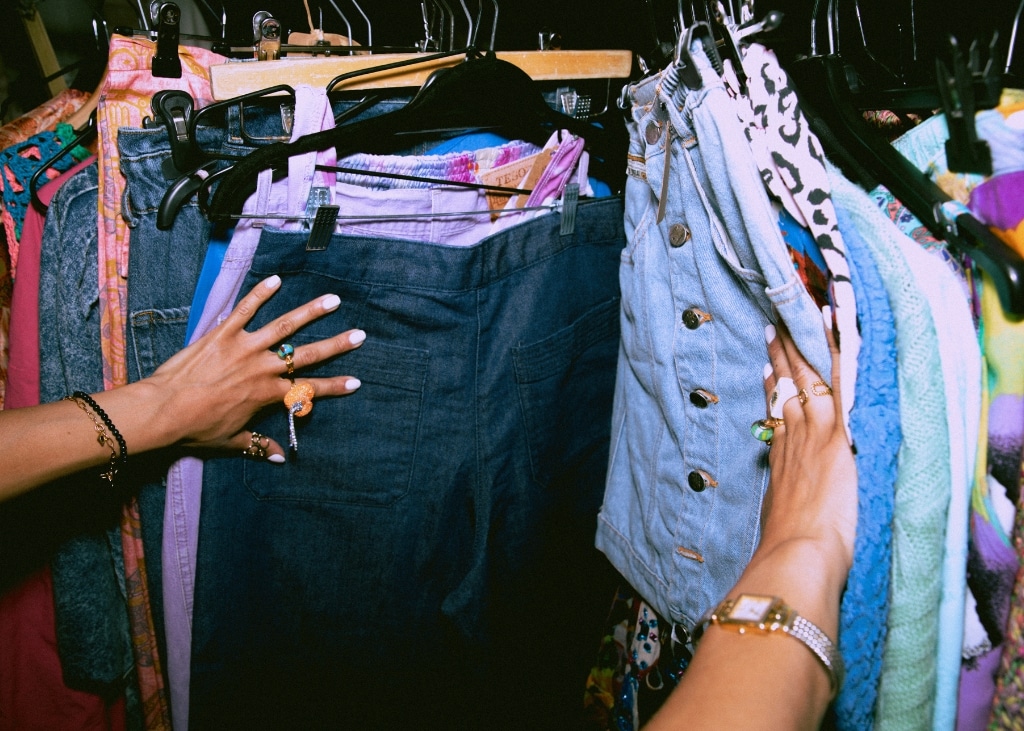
xmin=189 ymin=197 xmax=624 ymax=730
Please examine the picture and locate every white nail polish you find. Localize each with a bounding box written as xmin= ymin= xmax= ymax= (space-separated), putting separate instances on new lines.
xmin=267 ymin=454 xmax=285 ymax=464
xmin=345 ymin=378 xmax=362 ymax=391
xmin=763 ymin=363 xmax=773 ymax=380
xmin=265 ymin=274 xmax=281 ymax=289
xmin=321 ymin=294 xmax=341 ymax=311
xmin=765 ymin=324 xmax=777 ymax=343
xmin=348 ymin=329 xmax=366 ymax=345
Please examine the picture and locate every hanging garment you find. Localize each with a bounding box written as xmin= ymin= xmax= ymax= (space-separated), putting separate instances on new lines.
xmin=7 ymin=154 xmax=96 ymax=410
xmin=93 ymin=37 xmax=225 ymax=729
xmin=830 ymin=207 xmax=901 ymax=731
xmin=0 ymin=88 xmax=91 ymax=153
xmin=596 ymin=40 xmax=832 ymax=633
xmin=827 ymin=165 xmax=952 ymax=731
xmin=189 ymin=194 xmax=624 ymax=728
xmin=0 ymin=157 xmax=126 ymax=731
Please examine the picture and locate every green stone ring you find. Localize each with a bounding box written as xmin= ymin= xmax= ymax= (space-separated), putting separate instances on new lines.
xmin=751 ymin=417 xmax=784 ymax=442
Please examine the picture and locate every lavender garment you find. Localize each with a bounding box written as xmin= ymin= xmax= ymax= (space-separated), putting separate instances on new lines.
xmin=161 ymin=85 xmax=337 ymax=730
xmin=968 ymin=170 xmax=1024 ymax=233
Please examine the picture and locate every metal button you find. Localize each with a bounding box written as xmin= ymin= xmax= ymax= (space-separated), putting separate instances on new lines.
xmin=645 ymin=121 xmax=661 ymax=144
xmin=687 ymin=470 xmax=718 ymax=492
xmin=681 ymin=307 xmax=712 ymax=330
xmin=668 ymin=223 xmax=691 ymax=247
xmin=689 ymin=389 xmax=719 ymax=408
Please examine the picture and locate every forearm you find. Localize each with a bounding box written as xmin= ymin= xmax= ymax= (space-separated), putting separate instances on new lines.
xmin=0 ymin=381 xmax=185 ymax=502
xmin=645 ymin=539 xmax=846 ymax=731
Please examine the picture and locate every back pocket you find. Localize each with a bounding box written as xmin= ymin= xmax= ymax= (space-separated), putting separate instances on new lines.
xmin=512 ymin=297 xmax=620 ymax=488
xmin=244 ymin=340 xmax=429 ymax=506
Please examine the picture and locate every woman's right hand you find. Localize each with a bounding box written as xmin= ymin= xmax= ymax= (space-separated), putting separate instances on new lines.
xmin=759 ymin=307 xmax=858 ymax=578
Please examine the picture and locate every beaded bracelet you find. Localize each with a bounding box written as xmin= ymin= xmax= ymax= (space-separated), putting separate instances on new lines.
xmin=65 ymin=391 xmax=128 ymax=485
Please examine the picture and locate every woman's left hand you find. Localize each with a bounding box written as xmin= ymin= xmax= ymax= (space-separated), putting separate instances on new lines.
xmin=141 ymin=275 xmax=364 ymax=461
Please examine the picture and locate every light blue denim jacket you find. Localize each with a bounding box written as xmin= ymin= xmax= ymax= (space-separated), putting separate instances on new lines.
xmin=596 ymin=44 xmax=832 ymax=629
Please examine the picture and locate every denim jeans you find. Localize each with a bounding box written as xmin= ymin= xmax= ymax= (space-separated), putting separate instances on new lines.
xmin=596 ymin=43 xmax=833 ymax=630
xmin=189 ymin=197 xmax=624 ymax=729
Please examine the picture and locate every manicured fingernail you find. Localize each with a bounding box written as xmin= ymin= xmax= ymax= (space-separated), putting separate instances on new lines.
xmin=763 ymin=363 xmax=773 ymax=380
xmin=764 ymin=324 xmax=776 ymax=343
xmin=345 ymin=378 xmax=361 ymax=391
xmin=348 ymin=329 xmax=366 ymax=346
xmin=822 ymin=305 xmax=832 ymax=328
xmin=267 ymin=453 xmax=285 ymax=464
xmin=264 ymin=274 xmax=281 ymax=289
xmin=321 ymin=294 xmax=341 ymax=311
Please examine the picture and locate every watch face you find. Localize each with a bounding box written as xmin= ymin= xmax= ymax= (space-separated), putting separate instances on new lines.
xmin=728 ymin=594 xmax=775 ymax=622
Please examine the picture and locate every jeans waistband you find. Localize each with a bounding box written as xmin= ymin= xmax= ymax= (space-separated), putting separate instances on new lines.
xmin=251 ymin=196 xmax=623 ymax=290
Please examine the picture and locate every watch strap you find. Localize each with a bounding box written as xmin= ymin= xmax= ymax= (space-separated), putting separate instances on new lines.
xmin=693 ymin=594 xmax=844 ymax=698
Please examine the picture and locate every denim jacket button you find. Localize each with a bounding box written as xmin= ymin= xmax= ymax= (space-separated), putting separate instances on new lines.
xmin=681 ymin=307 xmax=712 ymax=330
xmin=645 ymin=121 xmax=661 ymax=144
xmin=687 ymin=470 xmax=717 ymax=492
xmin=668 ymin=223 xmax=691 ymax=247
xmin=689 ymin=389 xmax=719 ymax=408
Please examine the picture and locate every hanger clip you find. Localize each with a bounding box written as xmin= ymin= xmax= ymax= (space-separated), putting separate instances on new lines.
xmin=152 ymin=90 xmax=198 ymax=177
xmin=254 ymin=11 xmax=283 ymax=61
xmin=559 ymin=183 xmax=579 ymax=236
xmin=936 ymin=36 xmax=993 ymax=176
xmin=152 ymin=3 xmax=183 ymax=78
xmin=304 ymin=186 xmax=337 ymax=251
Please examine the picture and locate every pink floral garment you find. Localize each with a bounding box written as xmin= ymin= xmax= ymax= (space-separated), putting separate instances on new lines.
xmin=95 ymin=36 xmax=225 ymax=730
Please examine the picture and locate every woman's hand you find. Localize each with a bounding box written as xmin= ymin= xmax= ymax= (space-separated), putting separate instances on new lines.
xmin=141 ymin=274 xmax=364 ymax=462
xmin=759 ymin=306 xmax=858 ymax=581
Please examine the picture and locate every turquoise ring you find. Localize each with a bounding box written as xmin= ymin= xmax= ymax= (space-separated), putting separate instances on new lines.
xmin=751 ymin=417 xmax=784 ymax=442
xmin=277 ymin=343 xmax=296 ymax=378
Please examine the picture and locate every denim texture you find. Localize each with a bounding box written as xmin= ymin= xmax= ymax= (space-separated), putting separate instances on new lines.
xmin=29 ymin=163 xmax=136 ymax=696
xmin=190 ymin=197 xmax=624 ymax=729
xmin=596 ymin=44 xmax=833 ymax=629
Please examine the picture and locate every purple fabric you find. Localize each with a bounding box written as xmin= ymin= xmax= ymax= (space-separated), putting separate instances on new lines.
xmin=968 ymin=171 xmax=1024 ymax=232
xmin=161 ymin=85 xmax=336 ymax=730
xmin=957 ymin=509 xmax=1019 ymax=730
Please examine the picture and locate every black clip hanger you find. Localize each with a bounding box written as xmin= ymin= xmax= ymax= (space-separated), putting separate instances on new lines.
xmin=203 ymin=48 xmax=625 ymax=217
xmin=937 ymin=36 xmax=993 ymax=176
xmin=152 ymin=3 xmax=183 ymax=78
xmin=788 ymin=52 xmax=1024 ymax=316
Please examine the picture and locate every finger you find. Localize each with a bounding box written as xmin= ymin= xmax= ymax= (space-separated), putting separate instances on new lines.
xmin=254 ymin=293 xmax=342 ymax=350
xmin=777 ymin=316 xmax=834 ymax=426
xmin=822 ymin=305 xmax=844 ymax=424
xmin=232 ymin=431 xmax=286 ymax=464
xmin=290 ymin=329 xmax=366 ymax=371
xmin=765 ymin=323 xmax=800 ymax=419
xmin=221 ymin=275 xmax=281 ymax=332
xmin=280 ymin=375 xmax=363 ymax=400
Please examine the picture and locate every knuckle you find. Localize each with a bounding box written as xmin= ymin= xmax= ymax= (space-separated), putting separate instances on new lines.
xmin=272 ymin=317 xmax=294 ymax=340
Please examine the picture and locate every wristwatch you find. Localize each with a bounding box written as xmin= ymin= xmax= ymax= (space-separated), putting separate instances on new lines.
xmin=693 ymin=593 xmax=844 ymax=697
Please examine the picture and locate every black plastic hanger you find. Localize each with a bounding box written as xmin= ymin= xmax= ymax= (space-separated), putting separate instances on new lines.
xmin=205 ymin=49 xmax=625 ymax=217
xmin=788 ymin=53 xmax=1024 ymax=316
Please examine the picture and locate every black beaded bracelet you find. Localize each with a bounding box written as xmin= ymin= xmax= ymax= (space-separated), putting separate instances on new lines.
xmin=70 ymin=390 xmax=128 ymax=476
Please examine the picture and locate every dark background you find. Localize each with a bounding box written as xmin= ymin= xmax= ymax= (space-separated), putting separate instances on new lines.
xmin=0 ymin=0 xmax=1021 ymax=123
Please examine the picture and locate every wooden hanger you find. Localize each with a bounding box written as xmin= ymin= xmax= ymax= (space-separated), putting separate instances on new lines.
xmin=208 ymin=49 xmax=633 ymax=100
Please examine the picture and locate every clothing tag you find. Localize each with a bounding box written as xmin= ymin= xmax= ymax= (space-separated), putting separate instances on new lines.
xmin=515 ymin=147 xmax=557 ymax=209
xmin=306 ymin=206 xmax=339 ymax=251
xmin=560 ymin=183 xmax=579 ymax=236
xmin=480 ymin=153 xmax=540 ymax=216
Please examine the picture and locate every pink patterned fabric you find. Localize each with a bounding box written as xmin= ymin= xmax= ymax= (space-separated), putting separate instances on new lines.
xmin=0 ymin=88 xmax=91 ymax=151
xmin=94 ymin=36 xmax=225 ymax=730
